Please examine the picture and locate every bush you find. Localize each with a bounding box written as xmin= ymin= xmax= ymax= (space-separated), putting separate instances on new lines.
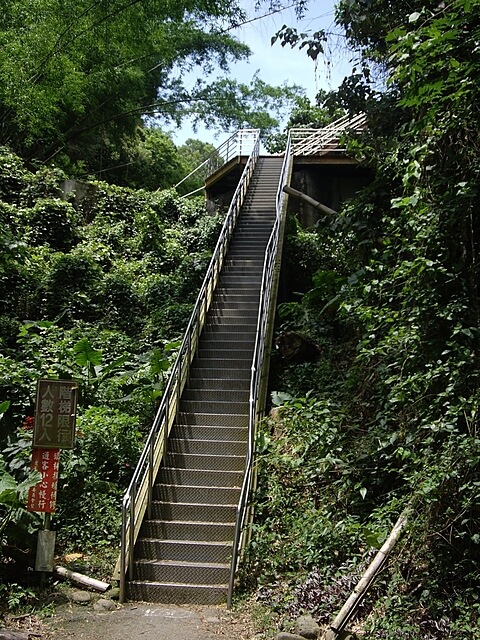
xmin=22 ymin=198 xmax=80 ymax=251
xmin=55 ymin=407 xmax=143 ymax=550
xmin=41 ymin=252 xmax=103 ymax=320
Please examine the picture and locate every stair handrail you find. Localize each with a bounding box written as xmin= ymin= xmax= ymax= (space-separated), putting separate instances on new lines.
xmin=227 ymin=142 xmax=293 ymax=608
xmin=119 ymin=129 xmax=261 ymax=603
xmin=174 ymin=129 xmax=260 ymax=194
xmin=290 ymin=112 xmax=366 ymax=156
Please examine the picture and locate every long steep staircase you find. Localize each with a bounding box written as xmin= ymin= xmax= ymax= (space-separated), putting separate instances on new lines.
xmin=125 ymin=156 xmax=284 ymax=604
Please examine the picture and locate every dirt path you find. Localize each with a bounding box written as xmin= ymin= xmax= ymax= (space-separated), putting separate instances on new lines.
xmin=43 ymin=601 xmax=257 ymax=640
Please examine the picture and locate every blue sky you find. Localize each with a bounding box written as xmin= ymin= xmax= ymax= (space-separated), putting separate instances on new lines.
xmin=171 ymin=0 xmax=353 ymax=146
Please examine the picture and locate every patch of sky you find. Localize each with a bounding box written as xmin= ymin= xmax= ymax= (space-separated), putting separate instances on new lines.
xmin=169 ymin=0 xmax=353 ymax=147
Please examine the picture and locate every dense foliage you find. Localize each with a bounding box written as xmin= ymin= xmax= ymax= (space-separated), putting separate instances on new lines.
xmin=0 ymin=147 xmax=222 ymax=557
xmin=1 ymin=1 xmax=480 ymax=636
xmin=0 ymin=0 xmax=302 ymax=186
xmin=244 ymin=1 xmax=480 ymax=638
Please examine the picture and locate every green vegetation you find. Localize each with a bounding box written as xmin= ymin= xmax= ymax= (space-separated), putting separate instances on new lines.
xmin=0 ymin=146 xmax=222 ymax=580
xmin=241 ymin=1 xmax=480 ymax=638
xmin=1 ymin=1 xmax=480 ymax=637
xmin=0 ymin=0 xmax=302 ymax=187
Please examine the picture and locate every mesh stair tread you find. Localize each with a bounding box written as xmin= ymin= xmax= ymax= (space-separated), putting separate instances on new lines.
xmin=143 ymin=518 xmax=234 ymax=527
xmin=155 ymin=482 xmax=241 ymax=491
xmin=128 ymin=579 xmax=229 ymax=588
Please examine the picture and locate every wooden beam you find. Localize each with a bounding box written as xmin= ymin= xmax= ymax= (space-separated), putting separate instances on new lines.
xmin=54 ymin=565 xmax=111 ymax=592
xmin=283 ymin=185 xmax=338 ymax=216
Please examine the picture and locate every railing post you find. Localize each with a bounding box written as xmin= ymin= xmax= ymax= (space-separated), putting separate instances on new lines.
xmin=148 ymin=438 xmax=154 ymax=519
xmin=164 ymin=395 xmax=169 ymax=454
xmin=176 ymin=362 xmax=181 ymax=421
xmin=119 ymin=503 xmax=127 ymax=603
xmin=129 ymin=485 xmax=136 ymax=580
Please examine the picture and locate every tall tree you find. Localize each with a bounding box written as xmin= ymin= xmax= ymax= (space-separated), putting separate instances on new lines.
xmin=0 ymin=0 xmax=301 ymax=178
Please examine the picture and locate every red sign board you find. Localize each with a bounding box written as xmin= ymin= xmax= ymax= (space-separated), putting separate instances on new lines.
xmin=27 ymin=448 xmax=60 ymax=513
xmin=32 ymin=379 xmax=78 ymax=449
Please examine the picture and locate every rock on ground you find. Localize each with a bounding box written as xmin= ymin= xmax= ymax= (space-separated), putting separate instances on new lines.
xmin=294 ymin=614 xmax=321 ymax=639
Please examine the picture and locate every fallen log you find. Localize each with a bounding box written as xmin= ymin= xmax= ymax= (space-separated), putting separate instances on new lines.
xmin=323 ymin=509 xmax=409 ymax=640
xmin=283 ymin=185 xmax=338 ymax=216
xmin=53 ymin=565 xmax=111 ymax=592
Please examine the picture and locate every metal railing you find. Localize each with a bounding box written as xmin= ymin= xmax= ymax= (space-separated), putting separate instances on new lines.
xmin=119 ymin=129 xmax=261 ymax=603
xmin=290 ymin=113 xmax=366 ymax=156
xmin=226 ymin=133 xmax=293 ymax=608
xmin=174 ymin=129 xmax=260 ymax=197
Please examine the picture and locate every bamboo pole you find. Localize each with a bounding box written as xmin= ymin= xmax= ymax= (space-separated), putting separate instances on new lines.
xmin=282 ymin=185 xmax=338 ymax=216
xmin=323 ymin=510 xmax=409 ymax=640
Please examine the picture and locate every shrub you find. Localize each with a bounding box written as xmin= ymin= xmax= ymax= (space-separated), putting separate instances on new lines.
xmin=55 ymin=407 xmax=143 ymax=550
xmin=22 ymin=198 xmax=80 ymax=251
xmin=41 ymin=252 xmax=103 ymax=320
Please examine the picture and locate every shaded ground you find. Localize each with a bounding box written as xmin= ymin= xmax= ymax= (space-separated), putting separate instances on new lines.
xmin=28 ymin=603 xmax=255 ymax=640
xmin=44 ymin=601 xmax=256 ymax=640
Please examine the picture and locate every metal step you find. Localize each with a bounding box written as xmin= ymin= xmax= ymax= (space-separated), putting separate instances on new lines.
xmin=157 ymin=466 xmax=244 ymax=487
xmin=180 ymin=400 xmax=249 ymax=416
xmin=191 ymin=356 xmax=252 ymax=369
xmin=127 ymin=581 xmax=227 ymax=605
xmin=164 ymin=451 xmax=245 ymax=471
xmin=188 ymin=366 xmax=250 ymax=380
xmin=168 ymin=437 xmax=247 ymax=456
xmin=198 ymin=337 xmax=255 ymax=351
xmin=133 ymin=559 xmax=230 ymax=584
xmin=141 ymin=519 xmax=234 ymax=540
xmin=149 ymin=501 xmax=237 ymax=522
xmin=207 ymin=307 xmax=258 ymax=318
xmin=183 ymin=388 xmax=249 ymax=402
xmin=153 ymin=483 xmax=241 ymax=504
xmin=222 ymin=258 xmax=264 ymax=269
xmin=200 ymin=327 xmax=257 ymax=339
xmin=195 ymin=346 xmax=253 ymax=360
xmin=170 ymin=425 xmax=247 ymax=445
xmin=220 ymin=265 xmax=263 ymax=275
xmin=134 ymin=539 xmax=232 ymax=564
xmin=176 ymin=411 xmax=248 ymax=427
xmin=211 ymin=290 xmax=260 ymax=302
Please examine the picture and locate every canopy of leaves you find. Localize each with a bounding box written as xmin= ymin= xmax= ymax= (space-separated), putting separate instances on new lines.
xmin=0 ymin=0 xmax=302 ymax=183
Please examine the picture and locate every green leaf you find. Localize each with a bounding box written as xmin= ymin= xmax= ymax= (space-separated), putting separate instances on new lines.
xmin=74 ymin=338 xmax=102 ymax=368
xmin=271 ymin=391 xmax=292 ymax=406
xmin=0 ymin=400 xmax=10 ymax=418
xmin=150 ymin=349 xmax=171 ymax=375
xmin=0 ymin=471 xmax=17 ymax=496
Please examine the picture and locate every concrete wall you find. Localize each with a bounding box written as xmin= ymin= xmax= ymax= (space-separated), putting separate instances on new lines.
xmin=289 ymin=163 xmax=372 ymax=228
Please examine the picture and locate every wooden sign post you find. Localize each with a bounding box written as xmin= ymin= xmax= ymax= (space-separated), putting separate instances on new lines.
xmin=27 ymin=380 xmax=78 ymax=572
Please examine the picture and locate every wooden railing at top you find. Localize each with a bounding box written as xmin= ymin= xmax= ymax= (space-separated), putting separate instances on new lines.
xmin=174 ymin=129 xmax=261 ymax=198
xmin=226 ymin=133 xmax=293 ymax=608
xmin=290 ymin=113 xmax=367 ymax=157
xmin=118 ymin=129 xmax=261 ymax=603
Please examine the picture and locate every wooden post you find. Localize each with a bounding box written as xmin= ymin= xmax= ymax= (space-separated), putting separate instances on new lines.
xmin=283 ymin=185 xmax=338 ymax=216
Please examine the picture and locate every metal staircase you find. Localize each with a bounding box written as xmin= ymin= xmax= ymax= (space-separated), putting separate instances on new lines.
xmin=118 ymin=115 xmax=363 ymax=605
xmin=122 ymin=155 xmax=285 ymax=605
